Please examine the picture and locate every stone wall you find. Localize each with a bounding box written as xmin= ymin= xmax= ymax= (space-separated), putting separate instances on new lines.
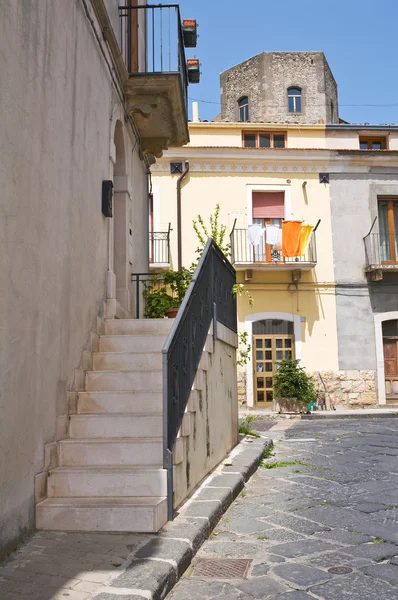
xmin=312 ymin=370 xmax=377 ymax=408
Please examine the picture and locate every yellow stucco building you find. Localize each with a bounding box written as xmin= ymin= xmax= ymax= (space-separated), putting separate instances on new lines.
xmin=151 ymin=120 xmax=340 ymax=406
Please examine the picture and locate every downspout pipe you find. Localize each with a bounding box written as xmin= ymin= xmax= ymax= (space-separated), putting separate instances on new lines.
xmin=177 ymin=161 xmax=190 ymax=271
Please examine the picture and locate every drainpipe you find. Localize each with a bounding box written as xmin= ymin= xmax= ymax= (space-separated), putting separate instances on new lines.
xmin=177 ymin=161 xmax=190 ymax=271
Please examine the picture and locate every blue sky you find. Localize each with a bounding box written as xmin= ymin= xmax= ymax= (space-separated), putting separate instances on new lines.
xmin=178 ymin=0 xmax=398 ymax=125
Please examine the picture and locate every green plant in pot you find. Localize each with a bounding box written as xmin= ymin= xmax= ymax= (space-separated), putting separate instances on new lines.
xmin=273 ymin=358 xmax=317 ymax=414
xmin=143 ymin=268 xmax=192 ymax=318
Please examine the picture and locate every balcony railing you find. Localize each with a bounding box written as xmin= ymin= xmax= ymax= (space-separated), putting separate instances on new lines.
xmin=364 ymin=232 xmax=398 ymax=270
xmin=119 ymin=4 xmax=188 ymax=110
xmin=230 ymin=227 xmax=317 ymax=269
xmin=149 ymin=224 xmax=171 ymax=266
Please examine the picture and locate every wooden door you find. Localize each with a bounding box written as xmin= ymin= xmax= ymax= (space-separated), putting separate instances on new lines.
xmin=384 ymin=338 xmax=398 ymax=398
xmin=253 ymin=335 xmax=294 ymax=405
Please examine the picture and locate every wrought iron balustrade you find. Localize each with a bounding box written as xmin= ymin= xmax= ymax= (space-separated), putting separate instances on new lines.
xmin=119 ymin=4 xmax=188 ymax=109
xmin=149 ymin=224 xmax=171 ymax=265
xmin=230 ymin=227 xmax=317 ymax=266
xmin=162 ymin=239 xmax=236 ymax=520
xmin=364 ymin=232 xmax=398 ymax=269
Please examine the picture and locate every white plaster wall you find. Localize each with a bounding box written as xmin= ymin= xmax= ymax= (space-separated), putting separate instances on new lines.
xmin=173 ymin=334 xmax=239 ymax=508
xmin=0 ymin=1 xmax=147 ymax=555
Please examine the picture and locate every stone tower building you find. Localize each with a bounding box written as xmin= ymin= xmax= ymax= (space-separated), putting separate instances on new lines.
xmin=220 ymin=51 xmax=339 ymax=124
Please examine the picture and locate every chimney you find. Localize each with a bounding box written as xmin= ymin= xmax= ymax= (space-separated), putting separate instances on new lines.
xmin=192 ymin=101 xmax=199 ymax=123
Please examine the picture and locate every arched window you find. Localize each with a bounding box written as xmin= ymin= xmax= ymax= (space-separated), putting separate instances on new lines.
xmin=288 ymin=87 xmax=301 ymax=113
xmin=238 ymin=96 xmax=249 ymax=122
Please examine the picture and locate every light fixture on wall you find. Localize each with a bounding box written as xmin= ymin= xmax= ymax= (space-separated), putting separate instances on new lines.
xmin=102 ymin=180 xmax=113 ymax=217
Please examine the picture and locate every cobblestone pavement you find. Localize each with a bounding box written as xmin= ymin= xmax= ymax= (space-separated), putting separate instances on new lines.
xmin=167 ymin=417 xmax=398 ymax=600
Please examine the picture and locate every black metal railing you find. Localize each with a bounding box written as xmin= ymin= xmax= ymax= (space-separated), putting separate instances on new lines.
xmin=162 ymin=239 xmax=236 ymax=520
xmin=119 ymin=4 xmax=188 ymax=109
xmin=364 ymin=232 xmax=398 ymax=268
xmin=230 ymin=227 xmax=317 ymax=266
xmin=149 ymin=224 xmax=171 ymax=265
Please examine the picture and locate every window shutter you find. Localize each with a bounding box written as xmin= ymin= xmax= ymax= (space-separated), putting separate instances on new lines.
xmin=252 ymin=192 xmax=284 ymax=219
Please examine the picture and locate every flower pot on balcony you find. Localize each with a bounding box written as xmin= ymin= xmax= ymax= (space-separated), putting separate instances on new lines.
xmin=166 ymin=307 xmax=179 ymax=319
xmin=182 ymin=19 xmax=198 ymax=48
xmin=187 ymin=58 xmax=200 ymax=84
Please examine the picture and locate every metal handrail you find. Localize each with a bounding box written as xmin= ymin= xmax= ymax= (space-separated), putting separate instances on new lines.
xmin=162 ymin=239 xmax=236 ymax=520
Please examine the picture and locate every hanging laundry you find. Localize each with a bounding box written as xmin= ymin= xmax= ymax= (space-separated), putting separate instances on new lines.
xmin=299 ymin=224 xmax=314 ymax=256
xmin=274 ymin=227 xmax=282 ymax=251
xmin=265 ymin=225 xmax=281 ymax=246
xmin=282 ymin=221 xmax=302 ymax=257
xmin=247 ymin=223 xmax=265 ymax=246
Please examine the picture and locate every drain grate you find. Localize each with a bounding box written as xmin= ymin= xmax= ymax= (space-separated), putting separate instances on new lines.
xmin=328 ymin=566 xmax=353 ymax=574
xmin=192 ymin=558 xmax=252 ymax=579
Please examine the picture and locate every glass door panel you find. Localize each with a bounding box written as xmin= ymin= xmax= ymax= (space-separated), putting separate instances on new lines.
xmin=253 ymin=335 xmax=295 ymax=405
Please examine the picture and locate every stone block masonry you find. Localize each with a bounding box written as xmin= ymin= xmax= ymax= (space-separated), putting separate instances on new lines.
xmin=313 ymin=370 xmax=377 ymax=408
xmin=220 ymin=51 xmax=339 ymax=124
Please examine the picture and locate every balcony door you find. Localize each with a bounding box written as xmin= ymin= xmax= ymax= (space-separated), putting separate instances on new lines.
xmin=127 ymin=0 xmax=139 ymax=73
xmin=252 ymin=192 xmax=284 ymax=263
xmin=253 ymin=319 xmax=294 ymax=406
xmin=379 ymin=199 xmax=398 ymax=264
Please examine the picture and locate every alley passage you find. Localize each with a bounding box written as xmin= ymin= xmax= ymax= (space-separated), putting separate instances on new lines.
xmin=167 ymin=417 xmax=398 ymax=600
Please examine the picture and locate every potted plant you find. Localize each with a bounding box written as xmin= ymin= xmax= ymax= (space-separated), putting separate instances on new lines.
xmin=143 ymin=268 xmax=192 ymax=318
xmin=272 ymin=359 xmax=317 ymax=414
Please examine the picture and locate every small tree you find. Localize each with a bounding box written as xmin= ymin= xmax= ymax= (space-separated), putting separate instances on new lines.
xmin=192 ymin=204 xmax=230 ymax=269
xmin=273 ymin=359 xmax=317 ymax=404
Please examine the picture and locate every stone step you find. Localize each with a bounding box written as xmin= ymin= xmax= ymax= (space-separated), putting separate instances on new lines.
xmin=77 ymin=391 xmax=162 ymax=414
xmin=105 ymin=319 xmax=173 ymax=336
xmin=93 ymin=352 xmax=162 ymax=372
xmin=85 ymin=370 xmax=162 ymax=392
xmin=47 ymin=466 xmax=167 ymax=497
xmin=59 ymin=438 xmax=163 ymax=467
xmin=69 ymin=414 xmax=162 ymax=438
xmin=100 ymin=335 xmax=166 ymax=353
xmin=36 ymin=496 xmax=167 ymax=532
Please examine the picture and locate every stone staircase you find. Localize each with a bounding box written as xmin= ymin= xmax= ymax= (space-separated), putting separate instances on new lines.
xmin=36 ymin=319 xmax=173 ymax=533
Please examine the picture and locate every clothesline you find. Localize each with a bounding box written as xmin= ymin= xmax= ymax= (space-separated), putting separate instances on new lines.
xmin=247 ymin=220 xmax=314 ymax=257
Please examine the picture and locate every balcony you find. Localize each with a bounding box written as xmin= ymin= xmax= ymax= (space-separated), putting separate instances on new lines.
xmin=149 ymin=225 xmax=171 ymax=268
xmin=119 ymin=4 xmax=194 ymax=158
xmin=230 ymin=227 xmax=317 ymax=271
xmin=364 ymin=233 xmax=398 ymax=278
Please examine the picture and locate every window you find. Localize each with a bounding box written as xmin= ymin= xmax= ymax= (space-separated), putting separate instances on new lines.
xmin=288 ymin=87 xmax=301 ymax=113
xmin=243 ymin=131 xmax=286 ymax=149
xmin=238 ymin=96 xmax=249 ymax=122
xmin=379 ymin=198 xmax=398 ymax=263
xmin=359 ymin=137 xmax=387 ymax=150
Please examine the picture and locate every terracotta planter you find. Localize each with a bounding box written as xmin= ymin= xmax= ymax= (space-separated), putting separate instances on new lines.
xmin=187 ymin=58 xmax=200 ymax=84
xmin=182 ymin=19 xmax=198 ymax=48
xmin=273 ymin=397 xmax=305 ymax=414
xmin=166 ymin=307 xmax=179 ymax=319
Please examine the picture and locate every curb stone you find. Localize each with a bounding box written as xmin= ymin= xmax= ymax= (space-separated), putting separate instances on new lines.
xmin=302 ymin=412 xmax=398 ymax=420
xmin=93 ymin=437 xmax=267 ymax=600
